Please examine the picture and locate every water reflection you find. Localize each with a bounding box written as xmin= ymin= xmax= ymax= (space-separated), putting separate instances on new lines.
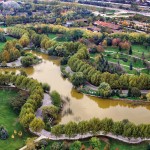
xmin=71 ymin=88 xmax=84 ymax=100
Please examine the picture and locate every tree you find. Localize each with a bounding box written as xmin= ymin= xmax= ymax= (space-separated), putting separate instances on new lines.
xmin=101 ymin=118 xmax=114 ymax=133
xmin=78 ymin=121 xmax=89 ymax=135
xmin=88 ymin=118 xmax=101 ymax=134
xmin=42 ymin=106 xmax=59 ymax=121
xmin=20 ymin=69 xmax=27 ymax=76
xmin=64 ymin=121 xmax=78 ymax=137
xmin=112 ymin=121 xmax=124 ymax=135
xmin=0 ymin=126 xmax=8 ymax=140
xmin=98 ymin=82 xmax=111 ymax=98
xmin=42 ymin=83 xmax=50 ymax=92
xmin=90 ymin=137 xmax=101 ymax=149
xmin=146 ymin=92 xmax=150 ymax=101
xmin=1 ymin=61 xmax=7 ymax=67
xmin=104 ymin=143 xmax=110 ymax=150
xmin=50 ymin=142 xmax=62 ymax=150
xmin=29 ymin=118 xmax=45 ymax=132
xmin=26 ymin=138 xmax=36 ymax=150
xmin=130 ymin=87 xmax=141 ymax=97
xmin=102 ymin=40 xmax=107 ymax=47
xmin=51 ymin=91 xmax=61 ymax=108
xmin=10 ymin=91 xmax=28 ymax=113
xmin=21 ymin=56 xmax=34 ymax=67
xmin=20 ymin=113 xmax=35 ymax=128
xmin=2 ymin=50 xmax=10 ymax=62
xmin=71 ymin=72 xmax=85 ymax=87
xmin=51 ymin=125 xmax=64 ymax=137
xmin=130 ymin=62 xmax=133 ymax=70
xmin=129 ymin=46 xmax=132 ymax=55
xmin=70 ymin=141 xmax=82 ymax=150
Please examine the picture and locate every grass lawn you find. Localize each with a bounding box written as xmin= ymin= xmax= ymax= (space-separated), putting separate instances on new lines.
xmin=48 ymin=33 xmax=68 ymax=42
xmin=0 ymin=89 xmax=33 ymax=150
xmin=141 ymin=69 xmax=150 ymax=75
xmin=48 ymin=33 xmax=57 ymax=40
xmin=56 ymin=37 xmax=68 ymax=42
xmin=132 ymin=45 xmax=150 ymax=54
xmin=0 ymin=25 xmax=6 ymax=28
xmin=105 ymin=45 xmax=150 ymax=61
xmin=0 ymin=42 xmax=5 ymax=52
xmin=132 ymin=45 xmax=150 ymax=61
xmin=45 ymin=137 xmax=149 ymax=150
xmin=105 ymin=55 xmax=145 ymax=69
xmin=0 ymin=36 xmax=15 ymax=52
xmin=123 ymin=66 xmax=138 ymax=74
xmin=90 ymin=51 xmax=147 ymax=74
xmin=109 ymin=138 xmax=148 ymax=150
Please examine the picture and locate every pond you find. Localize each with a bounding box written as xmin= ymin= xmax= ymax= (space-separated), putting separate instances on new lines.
xmin=1 ymin=51 xmax=150 ymax=125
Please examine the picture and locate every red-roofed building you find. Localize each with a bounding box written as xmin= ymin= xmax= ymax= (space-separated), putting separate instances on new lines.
xmin=94 ymin=21 xmax=120 ymax=30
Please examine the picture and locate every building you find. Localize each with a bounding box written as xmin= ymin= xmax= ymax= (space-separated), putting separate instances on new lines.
xmin=93 ymin=21 xmax=120 ymax=30
xmin=87 ymin=26 xmax=101 ymax=32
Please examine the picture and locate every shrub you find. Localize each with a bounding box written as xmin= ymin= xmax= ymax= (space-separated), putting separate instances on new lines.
xmin=21 ymin=56 xmax=34 ymax=67
xmin=42 ymin=83 xmax=50 ymax=92
xmin=10 ymin=90 xmax=28 ymax=113
xmin=120 ymin=57 xmax=128 ymax=62
xmin=50 ymin=142 xmax=62 ymax=150
xmin=51 ymin=91 xmax=61 ymax=108
xmin=71 ymin=72 xmax=85 ymax=87
xmin=60 ymin=57 xmax=68 ymax=65
xmin=29 ymin=118 xmax=45 ymax=132
xmin=146 ymin=92 xmax=150 ymax=101
xmin=0 ymin=126 xmax=8 ymax=140
xmin=98 ymin=82 xmax=111 ymax=98
xmin=130 ymin=87 xmax=141 ymax=97
xmin=1 ymin=61 xmax=7 ymax=67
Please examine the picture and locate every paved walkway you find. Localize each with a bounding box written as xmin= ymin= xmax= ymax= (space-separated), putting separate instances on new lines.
xmin=36 ymin=93 xmax=52 ymax=119
xmin=19 ymin=135 xmax=47 ymax=150
xmin=108 ymin=61 xmax=147 ymax=71
xmin=21 ymin=130 xmax=150 ymax=147
xmin=6 ymin=57 xmax=22 ymax=67
xmin=85 ymin=82 xmax=149 ymax=94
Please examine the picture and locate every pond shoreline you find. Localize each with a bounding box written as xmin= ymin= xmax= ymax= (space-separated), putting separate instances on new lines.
xmin=61 ymin=65 xmax=150 ymax=104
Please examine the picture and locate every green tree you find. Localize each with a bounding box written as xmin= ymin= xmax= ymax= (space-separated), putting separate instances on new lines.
xmin=64 ymin=121 xmax=78 ymax=137
xmin=129 ymin=46 xmax=132 ymax=55
xmin=90 ymin=137 xmax=101 ymax=149
xmin=42 ymin=105 xmax=59 ymax=120
xmin=51 ymin=124 xmax=64 ymax=137
xmin=29 ymin=118 xmax=45 ymax=132
xmin=71 ymin=72 xmax=85 ymax=87
xmin=98 ymin=82 xmax=111 ymax=98
xmin=130 ymin=87 xmax=141 ymax=97
xmin=50 ymin=142 xmax=62 ymax=150
xmin=70 ymin=141 xmax=82 ymax=150
xmin=51 ymin=91 xmax=61 ymax=108
xmin=21 ymin=56 xmax=34 ymax=67
xmin=146 ymin=92 xmax=150 ymax=101
xmin=20 ymin=112 xmax=35 ymax=128
xmin=42 ymin=83 xmax=50 ymax=92
xmin=77 ymin=121 xmax=89 ymax=135
xmin=112 ymin=121 xmax=124 ymax=135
